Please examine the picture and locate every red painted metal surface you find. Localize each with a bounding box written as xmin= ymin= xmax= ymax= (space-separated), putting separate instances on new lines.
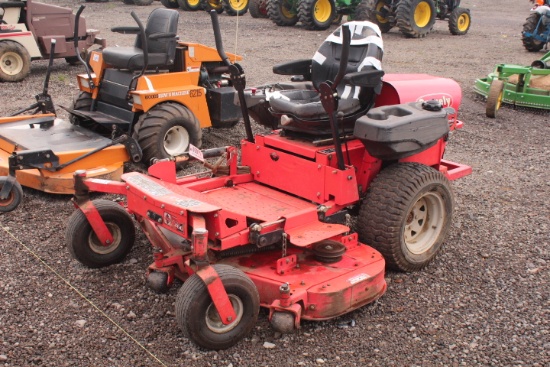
xmin=78 ymin=200 xmax=114 ymax=245
xmin=197 ymin=266 xmax=237 ymax=325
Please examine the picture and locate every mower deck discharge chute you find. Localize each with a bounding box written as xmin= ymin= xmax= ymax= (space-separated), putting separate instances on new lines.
xmin=66 ymin=16 xmax=471 ymax=350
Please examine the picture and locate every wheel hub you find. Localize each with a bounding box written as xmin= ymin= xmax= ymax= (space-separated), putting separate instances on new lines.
xmin=414 ymin=1 xmax=432 ymax=28
xmin=314 ymin=0 xmax=332 ymax=23
xmin=205 ymin=294 xmax=244 ymax=333
xmin=404 ymin=191 xmax=444 ymax=255
xmin=89 ymin=222 xmax=121 ymax=255
xmin=163 ymin=125 xmax=190 ymax=156
xmin=1 ymin=52 xmax=23 ymax=76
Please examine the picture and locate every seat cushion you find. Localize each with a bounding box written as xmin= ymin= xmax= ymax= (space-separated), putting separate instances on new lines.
xmin=102 ymin=47 xmax=169 ymax=70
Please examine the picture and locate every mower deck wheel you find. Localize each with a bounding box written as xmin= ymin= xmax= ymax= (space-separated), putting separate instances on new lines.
xmin=396 ymin=0 xmax=436 ymax=38
xmin=160 ymin=0 xmax=180 ymax=7
xmin=486 ymin=79 xmax=505 ymax=118
xmin=267 ymin=0 xmax=299 ymax=26
xmin=147 ymin=271 xmax=170 ymax=293
xmin=133 ymin=103 xmax=202 ymax=165
xmin=448 ymin=7 xmax=470 ymax=35
xmin=356 ymin=0 xmax=393 ymax=33
xmin=223 ymin=0 xmax=249 ymax=15
xmin=0 ymin=177 xmax=23 ymax=213
xmin=175 ymin=264 xmax=260 ymax=350
xmin=270 ymin=311 xmax=295 ymax=333
xmin=356 ymin=163 xmax=454 ymax=272
xmin=298 ymin=0 xmax=335 ymax=30
xmin=66 ymin=199 xmax=136 ymax=268
xmin=0 ymin=41 xmax=31 ymax=82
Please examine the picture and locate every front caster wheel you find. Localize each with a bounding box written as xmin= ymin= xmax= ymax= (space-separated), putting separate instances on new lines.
xmin=147 ymin=271 xmax=170 ymax=293
xmin=65 ymin=199 xmax=136 ymax=268
xmin=357 ymin=163 xmax=454 ymax=272
xmin=0 ymin=177 xmax=23 ymax=213
xmin=175 ymin=264 xmax=260 ymax=350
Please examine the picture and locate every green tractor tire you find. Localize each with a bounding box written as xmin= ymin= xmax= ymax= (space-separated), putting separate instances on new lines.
xmin=396 ymin=0 xmax=436 ymax=38
xmin=161 ymin=0 xmax=180 ymax=7
xmin=356 ymin=0 xmax=393 ymax=33
xmin=178 ymin=0 xmax=203 ymax=11
xmin=267 ymin=0 xmax=299 ymax=26
xmin=223 ymin=0 xmax=249 ymax=15
xmin=522 ymin=13 xmax=546 ymax=52
xmin=202 ymin=0 xmax=225 ymax=13
xmin=448 ymin=7 xmax=470 ymax=35
xmin=298 ymin=0 xmax=336 ymax=30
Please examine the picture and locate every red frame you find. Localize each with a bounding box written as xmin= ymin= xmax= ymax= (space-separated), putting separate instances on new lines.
xmin=73 ymin=74 xmax=472 ymax=330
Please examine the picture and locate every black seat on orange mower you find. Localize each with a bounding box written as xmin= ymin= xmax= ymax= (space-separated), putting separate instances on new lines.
xmin=102 ymin=8 xmax=179 ymax=70
xmin=268 ymin=21 xmax=384 ymax=135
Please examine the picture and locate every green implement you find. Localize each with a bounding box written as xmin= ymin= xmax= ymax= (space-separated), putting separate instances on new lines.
xmin=474 ymin=51 xmax=550 ymax=118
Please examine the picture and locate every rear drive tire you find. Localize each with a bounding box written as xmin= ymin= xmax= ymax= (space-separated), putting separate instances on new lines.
xmin=122 ymin=0 xmax=134 ymax=4
xmin=448 ymin=7 xmax=470 ymax=35
xmin=178 ymin=0 xmax=203 ymax=10
xmin=0 ymin=177 xmax=23 ymax=213
xmin=223 ymin=0 xmax=249 ymax=15
xmin=161 ymin=0 xmax=180 ymax=7
xmin=486 ymin=79 xmax=504 ymax=118
xmin=133 ymin=103 xmax=202 ymax=165
xmin=175 ymin=265 xmax=260 ymax=350
xmin=298 ymin=0 xmax=336 ymax=30
xmin=356 ymin=0 xmax=393 ymax=33
xmin=66 ymin=200 xmax=136 ymax=268
xmin=134 ymin=0 xmax=154 ymax=5
xmin=522 ymin=13 xmax=545 ymax=52
xmin=267 ymin=0 xmax=299 ymax=26
xmin=396 ymin=0 xmax=436 ymax=38
xmin=0 ymin=41 xmax=31 ymax=82
xmin=356 ymin=163 xmax=454 ymax=272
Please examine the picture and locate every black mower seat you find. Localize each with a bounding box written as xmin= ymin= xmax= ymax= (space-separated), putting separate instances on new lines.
xmin=102 ymin=8 xmax=179 ymax=71
xmin=269 ymin=21 xmax=384 ymax=135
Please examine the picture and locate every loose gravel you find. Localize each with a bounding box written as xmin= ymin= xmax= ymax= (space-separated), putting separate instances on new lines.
xmin=0 ymin=0 xmax=548 ymax=366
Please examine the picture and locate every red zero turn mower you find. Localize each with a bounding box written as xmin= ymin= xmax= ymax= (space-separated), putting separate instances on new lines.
xmin=65 ymin=14 xmax=471 ymax=350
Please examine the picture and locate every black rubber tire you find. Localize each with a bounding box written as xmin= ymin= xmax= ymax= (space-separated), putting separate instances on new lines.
xmin=298 ymin=0 xmax=335 ymax=30
xmin=0 ymin=41 xmax=31 ymax=82
xmin=0 ymin=177 xmax=23 ymax=213
xmin=356 ymin=163 xmax=454 ymax=272
xmin=65 ymin=199 xmax=136 ymax=268
xmin=486 ymin=79 xmax=504 ymax=118
xmin=69 ymin=91 xmax=108 ymax=134
xmin=122 ymin=0 xmax=134 ymax=4
xmin=249 ymin=0 xmax=268 ymax=18
xmin=175 ymin=264 xmax=260 ymax=350
xmin=178 ymin=0 xmax=203 ymax=10
xmin=202 ymin=0 xmax=225 ymax=13
xmin=248 ymin=103 xmax=279 ymax=129
xmin=356 ymin=0 xmax=393 ymax=33
xmin=522 ymin=13 xmax=545 ymax=52
xmin=133 ymin=103 xmax=202 ymax=165
xmin=396 ymin=0 xmax=436 ymax=38
xmin=267 ymin=0 xmax=299 ymax=26
xmin=134 ymin=0 xmax=154 ymax=5
xmin=448 ymin=7 xmax=470 ymax=35
xmin=223 ymin=0 xmax=249 ymax=15
xmin=161 ymin=0 xmax=180 ymax=7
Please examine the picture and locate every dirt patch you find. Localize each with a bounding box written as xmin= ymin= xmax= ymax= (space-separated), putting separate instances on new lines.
xmin=0 ymin=0 xmax=549 ymax=366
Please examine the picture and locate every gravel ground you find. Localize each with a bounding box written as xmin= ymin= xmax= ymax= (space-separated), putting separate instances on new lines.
xmin=0 ymin=0 xmax=549 ymax=366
